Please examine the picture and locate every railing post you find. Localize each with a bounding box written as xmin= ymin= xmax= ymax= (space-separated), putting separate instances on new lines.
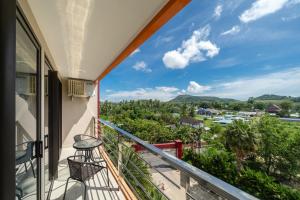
xmin=180 ymin=171 xmax=190 ymax=199
xmin=175 ymin=140 xmax=183 ymax=159
xmin=185 ymin=176 xmax=190 ymax=200
xmin=117 ymin=132 xmax=123 ymax=176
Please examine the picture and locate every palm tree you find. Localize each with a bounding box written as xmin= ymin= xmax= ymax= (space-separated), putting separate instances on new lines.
xmin=223 ymin=120 xmax=257 ymax=171
xmin=122 ymin=147 xmax=166 ymax=200
xmin=103 ymin=129 xmax=165 ymax=200
xmin=191 ymin=127 xmax=205 ymax=153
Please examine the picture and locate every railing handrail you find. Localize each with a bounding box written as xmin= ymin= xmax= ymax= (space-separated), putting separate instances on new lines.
xmin=99 ymin=119 xmax=259 ymax=200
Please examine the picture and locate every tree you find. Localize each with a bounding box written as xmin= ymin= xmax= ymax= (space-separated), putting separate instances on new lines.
xmin=257 ymin=115 xmax=300 ymax=179
xmin=223 ymin=120 xmax=257 ymax=171
xmin=183 ymin=147 xmax=238 ymax=184
xmin=230 ymin=102 xmax=243 ymax=111
xmin=189 ymin=105 xmax=195 ymax=117
xmin=248 ymin=97 xmax=255 ymax=104
xmin=103 ymin=129 xmax=166 ymax=200
xmin=191 ymin=127 xmax=204 ymax=153
xmin=210 ymin=123 xmax=224 ymax=135
xmin=295 ymin=104 xmax=300 ymax=113
xmin=254 ymin=102 xmax=266 ymax=110
xmin=280 ymin=101 xmax=293 ymax=117
xmin=257 ymin=116 xmax=281 ymax=174
xmin=212 ymin=101 xmax=222 ymax=109
xmin=175 ymin=126 xmax=193 ymax=144
xmin=199 ymin=102 xmax=210 ymax=109
xmin=180 ymin=103 xmax=188 ymax=117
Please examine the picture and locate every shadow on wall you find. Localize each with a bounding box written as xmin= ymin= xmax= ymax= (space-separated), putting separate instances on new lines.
xmin=61 ymin=79 xmax=98 ymax=147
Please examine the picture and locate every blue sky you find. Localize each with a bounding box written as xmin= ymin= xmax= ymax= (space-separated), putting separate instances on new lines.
xmin=101 ymin=0 xmax=300 ymax=101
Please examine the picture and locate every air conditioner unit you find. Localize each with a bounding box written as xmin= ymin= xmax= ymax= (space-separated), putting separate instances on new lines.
xmin=16 ymin=73 xmax=36 ymax=95
xmin=68 ymin=79 xmax=94 ymax=98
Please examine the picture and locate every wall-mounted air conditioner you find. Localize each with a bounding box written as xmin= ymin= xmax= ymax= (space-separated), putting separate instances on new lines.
xmin=16 ymin=73 xmax=36 ymax=96
xmin=68 ymin=79 xmax=95 ymax=98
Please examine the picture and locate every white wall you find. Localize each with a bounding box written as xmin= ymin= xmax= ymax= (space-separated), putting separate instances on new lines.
xmin=61 ymin=79 xmax=98 ymax=147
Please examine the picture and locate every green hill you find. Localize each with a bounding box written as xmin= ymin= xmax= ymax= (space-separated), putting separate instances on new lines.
xmin=169 ymin=94 xmax=300 ymax=105
xmin=254 ymin=94 xmax=290 ymax=100
xmin=254 ymin=94 xmax=300 ymax=102
xmin=169 ymin=95 xmax=239 ymax=104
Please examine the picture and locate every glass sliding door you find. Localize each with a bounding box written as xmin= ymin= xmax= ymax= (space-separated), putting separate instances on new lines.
xmin=16 ymin=9 xmax=41 ymax=200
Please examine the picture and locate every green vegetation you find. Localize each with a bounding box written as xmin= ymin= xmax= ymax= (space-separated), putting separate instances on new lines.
xmin=224 ymin=120 xmax=257 ymax=171
xmin=102 ymin=127 xmax=165 ymax=200
xmin=101 ymin=99 xmax=300 ymax=199
xmin=101 ymin=100 xmax=195 ymax=144
xmin=183 ymin=116 xmax=300 ymax=200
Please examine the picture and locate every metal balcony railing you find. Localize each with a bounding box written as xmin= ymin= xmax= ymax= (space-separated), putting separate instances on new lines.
xmin=99 ymin=119 xmax=258 ymax=200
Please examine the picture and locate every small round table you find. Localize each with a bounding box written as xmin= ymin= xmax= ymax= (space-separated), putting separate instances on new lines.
xmin=73 ymin=135 xmax=102 ymax=162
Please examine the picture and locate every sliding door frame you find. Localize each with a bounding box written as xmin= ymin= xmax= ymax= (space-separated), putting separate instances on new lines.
xmin=17 ymin=5 xmax=43 ymax=200
xmin=0 ymin=0 xmax=16 ymax=199
xmin=44 ymin=56 xmax=55 ymax=200
xmin=48 ymin=71 xmax=62 ymax=180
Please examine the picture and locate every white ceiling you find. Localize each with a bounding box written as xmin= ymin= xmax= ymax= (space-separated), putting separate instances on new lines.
xmin=27 ymin=0 xmax=168 ymax=80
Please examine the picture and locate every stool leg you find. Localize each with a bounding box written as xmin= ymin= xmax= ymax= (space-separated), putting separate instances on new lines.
xmin=30 ymin=160 xmax=36 ymax=178
xmin=24 ymin=163 xmax=27 ymax=172
xmin=63 ymin=177 xmax=71 ymax=200
xmin=83 ymin=182 xmax=87 ymax=200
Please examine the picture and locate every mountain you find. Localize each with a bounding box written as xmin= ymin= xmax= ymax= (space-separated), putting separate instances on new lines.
xmin=254 ymin=94 xmax=300 ymax=102
xmin=254 ymin=94 xmax=290 ymax=101
xmin=170 ymin=94 xmax=300 ymax=104
xmin=169 ymin=95 xmax=239 ymax=103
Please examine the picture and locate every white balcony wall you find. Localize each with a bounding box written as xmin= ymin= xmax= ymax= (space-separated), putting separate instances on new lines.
xmin=61 ymin=79 xmax=98 ymax=147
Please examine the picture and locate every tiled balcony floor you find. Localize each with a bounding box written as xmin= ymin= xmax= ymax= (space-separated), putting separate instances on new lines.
xmin=49 ymin=148 xmax=126 ymax=200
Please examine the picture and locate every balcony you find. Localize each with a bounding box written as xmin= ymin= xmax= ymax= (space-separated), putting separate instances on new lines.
xmin=48 ymin=147 xmax=126 ymax=200
xmin=5 ymin=0 xmax=298 ymax=200
xmin=47 ymin=119 xmax=257 ymax=200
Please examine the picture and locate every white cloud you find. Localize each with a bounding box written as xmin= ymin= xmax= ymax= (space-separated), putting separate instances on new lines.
xmin=130 ymin=48 xmax=140 ymax=56
xmin=206 ymin=67 xmax=300 ymax=99
xmin=162 ymin=51 xmax=189 ymax=69
xmin=177 ymin=89 xmax=187 ymax=95
xmin=221 ymin=26 xmax=241 ymax=36
xmin=156 ymin=86 xmax=179 ymax=93
xmin=239 ymin=0 xmax=289 ymax=23
xmin=132 ymin=61 xmax=152 ymax=72
xmin=187 ymin=81 xmax=211 ymax=94
xmin=214 ymin=5 xmax=223 ymax=19
xmin=162 ymin=25 xmax=220 ymax=69
xmin=104 ymin=86 xmax=179 ymax=102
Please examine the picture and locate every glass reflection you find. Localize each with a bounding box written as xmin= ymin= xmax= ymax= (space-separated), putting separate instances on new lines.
xmin=15 ymin=19 xmax=38 ymax=199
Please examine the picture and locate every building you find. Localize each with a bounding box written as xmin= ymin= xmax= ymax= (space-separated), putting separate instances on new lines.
xmin=1 ymin=1 xmax=257 ymax=200
xmin=197 ymin=108 xmax=220 ymax=116
xmin=213 ymin=118 xmax=233 ymax=125
xmin=266 ymin=104 xmax=282 ymax=114
xmin=179 ymin=117 xmax=204 ymax=128
xmin=238 ymin=111 xmax=257 ymax=117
